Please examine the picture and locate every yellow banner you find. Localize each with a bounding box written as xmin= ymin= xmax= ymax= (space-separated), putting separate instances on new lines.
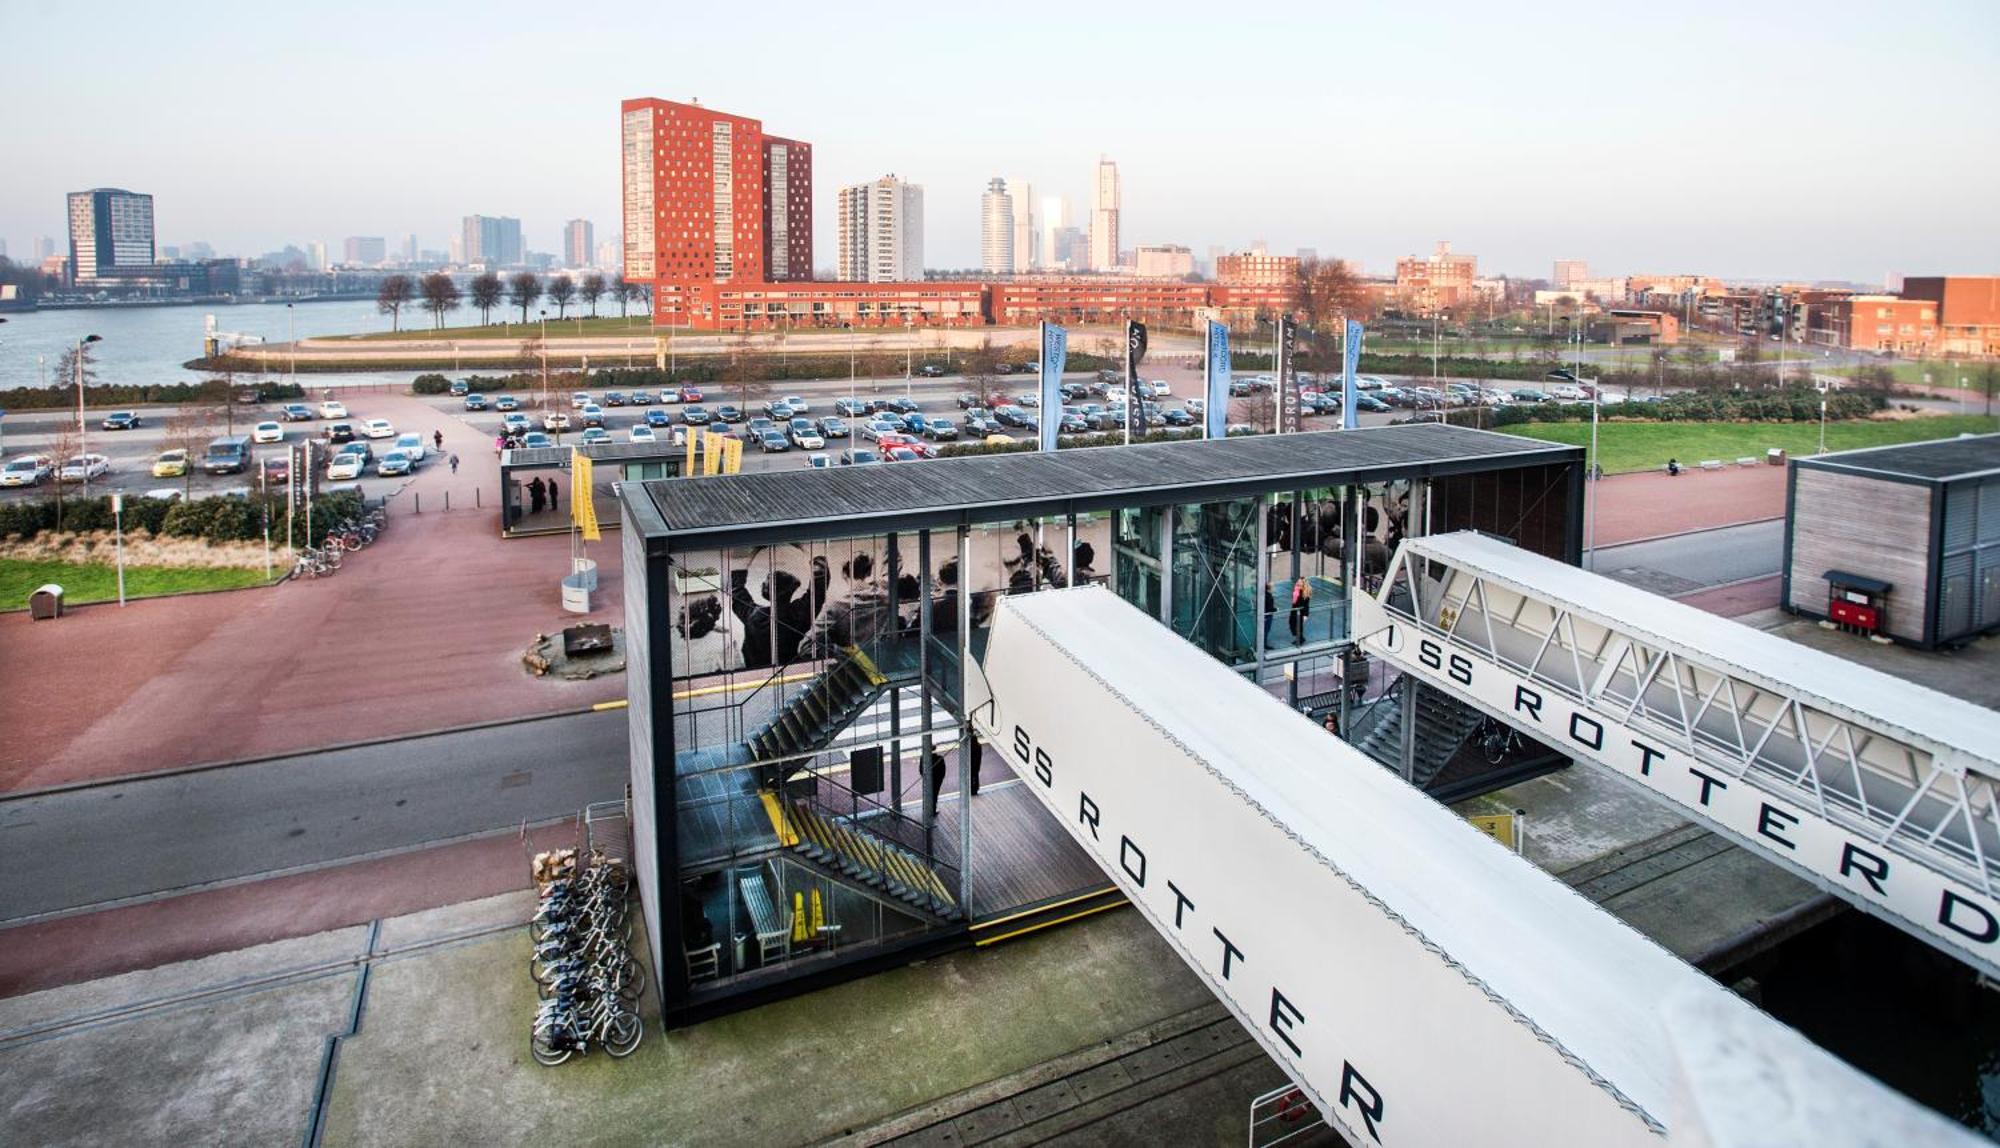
xmin=571 ymin=451 xmax=600 ymax=540
xmin=702 ymin=429 xmax=724 ymax=475
xmin=722 ymin=434 xmax=743 ymax=475
xmin=1466 ymin=813 xmax=1516 ymax=850
xmin=686 ymin=426 xmax=698 ymax=474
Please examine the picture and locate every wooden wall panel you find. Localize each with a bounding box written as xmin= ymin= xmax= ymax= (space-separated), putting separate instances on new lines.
xmin=1787 ymin=468 xmax=1933 ymax=641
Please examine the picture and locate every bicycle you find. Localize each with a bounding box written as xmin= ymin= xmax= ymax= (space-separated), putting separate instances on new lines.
xmin=530 ymin=977 xmax=643 ymax=1065
xmin=1478 ymin=718 xmax=1525 ymax=765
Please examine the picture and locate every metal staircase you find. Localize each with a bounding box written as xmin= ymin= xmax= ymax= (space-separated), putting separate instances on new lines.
xmin=758 ymin=791 xmax=962 ymax=922
xmin=1349 ymin=675 xmax=1487 ymax=789
xmin=745 ymin=646 xmax=889 ymax=764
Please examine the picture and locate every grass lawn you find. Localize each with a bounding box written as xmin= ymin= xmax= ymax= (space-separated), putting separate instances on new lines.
xmin=0 ymin=559 xmax=273 ymax=610
xmin=336 ymin=316 xmax=659 ymax=342
xmin=1499 ymin=414 xmax=2000 ymax=474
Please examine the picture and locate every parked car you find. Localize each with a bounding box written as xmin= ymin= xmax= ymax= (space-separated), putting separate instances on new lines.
xmin=1510 ymin=388 xmax=1552 ymax=403
xmin=677 ymin=385 xmax=704 ymax=403
xmin=521 ymin=432 xmax=556 ymax=449
xmin=282 ymin=403 xmax=315 ymax=422
xmin=2 ymin=454 xmax=55 ymax=486
xmin=955 ymin=392 xmax=980 ymax=408
xmin=918 ymin=364 xmax=945 ymax=377
xmin=142 ymin=449 xmax=190 ymax=479
xmin=392 ymin=433 xmax=428 ymax=463
xmin=263 ymin=455 xmax=291 ymax=483
xmin=580 ymin=404 xmax=606 ymax=428
xmin=839 ymin=449 xmax=880 ymax=466
xmin=1057 ymin=412 xmax=1089 ymax=435
xmin=994 ymin=405 xmax=1033 ymax=428
xmin=326 ymin=452 xmax=367 ymax=480
xmin=876 ymin=434 xmax=937 ymax=459
xmin=1162 ymin=408 xmax=1195 ymax=427
xmin=963 ymin=416 xmax=996 ymax=437
xmin=1548 ymin=384 xmax=1589 ymax=401
xmin=923 ymin=417 xmax=959 ymax=441
xmin=604 ymin=391 xmax=627 ymax=407
xmin=629 ymin=425 xmax=658 ymax=443
xmin=781 ymin=395 xmax=810 ymax=415
xmin=834 ymin=397 xmax=873 ymax=417
xmin=252 ymin=421 xmax=286 ymax=444
xmin=759 ymin=430 xmax=789 ymax=453
xmin=100 ymin=410 xmax=142 ymax=431
xmin=645 ymin=409 xmax=673 ymax=428
xmin=327 ymin=422 xmax=357 ymax=443
xmin=789 ymin=418 xmax=824 ymax=450
xmin=630 ymin=390 xmax=654 ymax=405
xmin=764 ymin=400 xmax=796 ymax=420
xmin=1015 ymin=392 xmax=1040 ymax=408
xmin=502 ymin=413 xmax=531 ymax=434
xmin=204 ymin=435 xmax=254 ymax=475
xmin=901 ymin=412 xmax=930 ymax=435
xmin=449 ymin=379 xmax=470 ymax=396
xmin=570 ymin=391 xmax=592 ymax=409
xmin=542 ymin=410 xmax=571 ymax=431
xmin=362 ymin=418 xmax=396 ymax=439
xmin=495 ymin=395 xmax=520 ymax=412
xmin=884 ymin=447 xmax=922 ymax=463
xmin=859 ymin=419 xmax=900 ymax=443
xmin=464 ymin=393 xmax=489 ymax=411
xmin=1184 ymin=399 xmax=1206 ymax=416
xmin=681 ymin=405 xmax=713 ymax=425
xmin=803 ymin=453 xmax=832 ymax=469
xmin=816 ymin=416 xmax=849 ymax=439
xmin=318 ymin=400 xmax=349 ymax=419
xmin=714 ymin=405 xmax=743 ymax=423
xmin=885 ymin=396 xmax=921 ymax=414
xmin=581 ymin=427 xmax=612 ymax=445
xmin=1355 ymin=394 xmax=1391 ymax=413
xmin=376 ymin=451 xmax=414 ymax=477
xmin=58 ymin=454 xmax=111 ymax=482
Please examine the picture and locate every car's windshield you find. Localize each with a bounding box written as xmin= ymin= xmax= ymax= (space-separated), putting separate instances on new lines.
xmin=4 ymin=460 xmax=35 ymax=472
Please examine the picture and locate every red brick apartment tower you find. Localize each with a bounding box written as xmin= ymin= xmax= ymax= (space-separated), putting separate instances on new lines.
xmin=762 ymin=136 xmax=813 ymax=281
xmin=621 ymin=97 xmax=767 ymax=325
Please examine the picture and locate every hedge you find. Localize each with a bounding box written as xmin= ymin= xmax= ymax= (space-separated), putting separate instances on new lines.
xmin=1474 ymin=384 xmax=1884 ymax=427
xmin=0 ymin=380 xmax=307 ymax=411
xmin=0 ymin=488 xmax=364 ymax=548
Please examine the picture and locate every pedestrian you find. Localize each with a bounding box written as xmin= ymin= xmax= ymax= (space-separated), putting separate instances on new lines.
xmin=547 ymin=478 xmax=558 ymax=512
xmin=924 ymin=750 xmax=947 ymax=820
xmin=1289 ymin=576 xmax=1313 ymax=642
xmin=495 ymin=435 xmax=506 ymax=452
xmin=1667 ymin=458 xmax=1682 ymax=477
xmin=434 ymin=429 xmax=445 ymax=451
xmin=966 ymin=736 xmax=983 ymax=797
xmin=529 ymin=476 xmax=546 ymax=514
xmin=449 ymin=453 xmax=459 ymax=475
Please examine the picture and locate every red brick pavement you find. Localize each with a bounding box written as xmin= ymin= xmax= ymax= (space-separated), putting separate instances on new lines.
xmin=0 ymin=395 xmax=622 ymax=794
xmin=1590 ymin=464 xmax=1786 ymax=547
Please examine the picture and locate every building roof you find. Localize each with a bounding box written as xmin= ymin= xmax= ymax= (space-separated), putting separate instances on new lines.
xmin=1794 ymin=433 xmax=2000 ymax=483
xmin=629 ymin=423 xmax=1579 ymax=546
xmin=502 ymin=441 xmax=685 ymax=467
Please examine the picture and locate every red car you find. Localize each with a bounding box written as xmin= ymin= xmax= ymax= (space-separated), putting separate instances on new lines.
xmin=677 ymin=385 xmax=704 ymax=403
xmin=874 ymin=433 xmax=937 ymax=459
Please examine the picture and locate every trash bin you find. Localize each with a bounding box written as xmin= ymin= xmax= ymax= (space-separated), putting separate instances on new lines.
xmin=1767 ymin=448 xmax=1787 ymax=465
xmin=560 ymin=572 xmax=593 ymax=614
xmin=29 ymin=584 xmax=63 ymax=620
xmin=571 ymin=557 xmax=599 ymax=592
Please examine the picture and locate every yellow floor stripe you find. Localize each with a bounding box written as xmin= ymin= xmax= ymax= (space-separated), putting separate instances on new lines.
xmin=970 ymin=886 xmax=1121 ymax=933
xmin=973 ymin=900 xmax=1127 ymax=947
xmin=669 ymin=670 xmax=817 ymax=702
xmin=591 ymin=698 xmax=629 ymax=711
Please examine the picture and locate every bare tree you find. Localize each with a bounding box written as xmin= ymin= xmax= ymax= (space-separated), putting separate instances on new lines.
xmin=162 ymin=404 xmax=217 ymax=498
xmin=419 ymin=272 xmax=463 ymax=330
xmin=1241 ymin=388 xmax=1276 ymax=434
xmin=508 ymin=272 xmax=543 ymax=324
xmin=198 ymin=373 xmax=239 ymax=436
xmin=47 ymin=424 xmax=80 ymax=533
xmin=1291 ymin=256 xmax=1368 ymax=362
xmin=611 ymin=274 xmax=634 ymax=319
xmin=376 ymin=274 xmax=415 ymax=332
xmin=580 ymin=273 xmax=606 ymax=318
xmin=469 ymin=272 xmax=504 ymax=325
xmin=726 ymin=332 xmax=771 ymax=411
xmin=547 ymin=274 xmax=576 ymax=320
xmin=54 ymin=341 xmax=100 ymax=394
xmin=963 ymin=336 xmax=1004 ymax=407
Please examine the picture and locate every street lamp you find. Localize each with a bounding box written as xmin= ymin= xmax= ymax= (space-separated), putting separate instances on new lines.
xmin=75 ymin=334 xmax=102 ymax=493
xmin=286 ymin=303 xmax=296 ymax=386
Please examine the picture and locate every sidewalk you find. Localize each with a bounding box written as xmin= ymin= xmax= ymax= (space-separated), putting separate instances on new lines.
xmin=1590 ymin=465 xmax=1786 ymax=547
xmin=0 ymin=394 xmax=623 ymax=793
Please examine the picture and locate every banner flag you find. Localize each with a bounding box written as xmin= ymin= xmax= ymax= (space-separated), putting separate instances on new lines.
xmin=1342 ymin=319 xmax=1366 ymax=430
xmin=1038 ymin=321 xmax=1068 ymax=452
xmin=1204 ymin=321 xmax=1231 ymax=439
xmin=1124 ymin=319 xmax=1148 ymax=444
xmin=685 ymin=423 xmax=699 ymax=473
xmin=571 ymin=451 xmax=601 ymax=541
xmin=722 ymin=434 xmax=743 ymax=475
xmin=702 ymin=429 xmax=725 ymax=476
xmin=1276 ymin=314 xmax=1300 ymax=434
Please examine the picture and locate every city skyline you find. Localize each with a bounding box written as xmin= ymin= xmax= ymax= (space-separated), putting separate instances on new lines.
xmin=3 ymin=2 xmax=1996 ymax=281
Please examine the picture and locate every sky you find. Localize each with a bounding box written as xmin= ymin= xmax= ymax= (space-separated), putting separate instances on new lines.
xmin=4 ymin=0 xmax=1996 ymax=283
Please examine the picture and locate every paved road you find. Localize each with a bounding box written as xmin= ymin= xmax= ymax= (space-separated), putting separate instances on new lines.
xmin=1590 ymin=518 xmax=1784 ymax=595
xmin=0 ymin=709 xmax=630 ymax=922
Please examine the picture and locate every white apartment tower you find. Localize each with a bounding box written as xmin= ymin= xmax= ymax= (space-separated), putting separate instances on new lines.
xmin=1007 ymin=179 xmax=1035 ymax=273
xmin=837 ymin=175 xmax=925 ymax=283
xmin=980 ymin=178 xmax=1014 ymax=275
xmin=1040 ymin=195 xmax=1068 ymax=268
xmin=1089 ymin=158 xmax=1120 ymax=272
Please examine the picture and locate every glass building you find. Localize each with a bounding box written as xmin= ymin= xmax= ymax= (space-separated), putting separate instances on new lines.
xmin=618 ymin=423 xmax=1585 ymax=1026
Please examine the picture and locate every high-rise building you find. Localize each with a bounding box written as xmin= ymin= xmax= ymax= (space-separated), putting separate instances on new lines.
xmin=762 ymin=137 xmax=813 ymax=281
xmin=1134 ymin=244 xmax=1193 ymax=279
xmin=836 ymin=175 xmax=924 ymax=283
xmin=461 ymin=215 xmax=523 ymax=267
xmin=564 ymin=219 xmax=595 ymax=269
xmin=1006 ymin=179 xmax=1035 ymax=273
xmin=308 ymin=241 xmax=328 ymax=271
xmin=1052 ymin=226 xmax=1087 ymax=269
xmin=1554 ymin=260 xmax=1589 ymax=289
xmin=66 ymin=188 xmax=155 ymax=282
xmin=980 ymin=178 xmax=1014 ymax=274
xmin=1396 ymin=241 xmax=1479 ymax=314
xmin=1040 ymin=195 xmax=1067 ymax=268
xmin=1215 ymin=251 xmax=1300 ymax=287
xmin=595 ymin=237 xmax=622 ymax=273
xmin=35 ymin=236 xmax=57 ymax=261
xmin=1089 ymin=158 xmax=1120 ymax=271
xmin=620 ymin=97 xmax=770 ymax=286
xmin=343 ymin=236 xmax=386 ymax=265
xmin=401 ymin=234 xmax=419 ymax=263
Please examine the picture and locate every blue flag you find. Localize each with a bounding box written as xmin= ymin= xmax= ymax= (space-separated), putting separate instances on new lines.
xmin=1038 ymin=322 xmax=1067 ymax=452
xmin=1342 ymin=319 xmax=1365 ymax=430
xmin=1204 ymin=321 xmax=1231 ymax=439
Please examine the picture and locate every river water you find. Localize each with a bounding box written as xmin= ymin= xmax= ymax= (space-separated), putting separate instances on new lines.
xmin=0 ymin=299 xmax=403 ymax=391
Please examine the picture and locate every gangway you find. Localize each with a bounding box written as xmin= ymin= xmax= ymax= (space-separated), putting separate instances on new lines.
xmin=967 ymin=587 xmax=1974 ymax=1147
xmin=1352 ymin=531 xmax=2000 ymax=981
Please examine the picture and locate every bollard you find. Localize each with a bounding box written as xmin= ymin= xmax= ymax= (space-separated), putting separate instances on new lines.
xmin=414 ymin=492 xmax=421 ymax=514
xmin=444 ymin=490 xmax=451 ymax=511
xmin=477 ymin=488 xmax=482 ymax=509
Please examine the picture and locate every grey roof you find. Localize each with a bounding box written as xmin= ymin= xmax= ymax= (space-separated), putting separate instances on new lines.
xmin=633 ymin=423 xmax=1579 ymax=545
xmin=1795 ymin=432 xmax=2000 ymax=483
xmin=502 ymin=441 xmax=684 ymax=467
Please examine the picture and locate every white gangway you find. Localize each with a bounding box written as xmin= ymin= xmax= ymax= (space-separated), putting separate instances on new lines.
xmin=969 ymin=586 xmax=1975 ymax=1148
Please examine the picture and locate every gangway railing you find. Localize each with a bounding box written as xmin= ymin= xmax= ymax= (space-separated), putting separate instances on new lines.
xmin=1352 ymin=530 xmax=2000 ymax=981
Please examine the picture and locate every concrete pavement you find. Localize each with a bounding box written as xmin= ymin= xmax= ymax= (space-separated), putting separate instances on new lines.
xmin=1593 ymin=518 xmax=1785 ymax=595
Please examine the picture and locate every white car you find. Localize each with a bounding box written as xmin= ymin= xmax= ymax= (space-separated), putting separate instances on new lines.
xmin=792 ymin=428 xmax=825 ymax=450
xmin=253 ymin=421 xmax=286 ymax=444
xmin=362 ymin=418 xmax=395 ymax=439
xmin=1148 ymin=380 xmax=1173 ymax=396
xmin=501 ymin=413 xmax=531 ymax=433
xmin=569 ymin=391 xmax=592 ymax=409
xmin=542 ymin=410 xmax=572 ymax=432
xmin=1549 ymin=384 xmax=1589 ymax=401
xmin=143 ymin=488 xmax=185 ymax=502
xmin=629 ymin=425 xmax=658 ymax=443
xmin=59 ymin=454 xmax=111 ymax=482
xmin=782 ymin=395 xmax=810 ymax=415
xmin=1 ymin=455 xmax=54 ymax=487
xmin=392 ymin=433 xmax=428 ymax=462
xmin=1354 ymin=375 xmax=1388 ymax=391
xmin=318 ymin=400 xmax=349 ymax=419
xmin=326 ymin=453 xmax=366 ymax=480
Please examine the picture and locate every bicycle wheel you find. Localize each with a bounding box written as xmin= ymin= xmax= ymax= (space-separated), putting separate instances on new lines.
xmin=1483 ymin=735 xmax=1507 ymax=766
xmin=602 ymin=1012 xmax=643 ymax=1058
xmin=529 ymin=1030 xmax=573 ymax=1067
